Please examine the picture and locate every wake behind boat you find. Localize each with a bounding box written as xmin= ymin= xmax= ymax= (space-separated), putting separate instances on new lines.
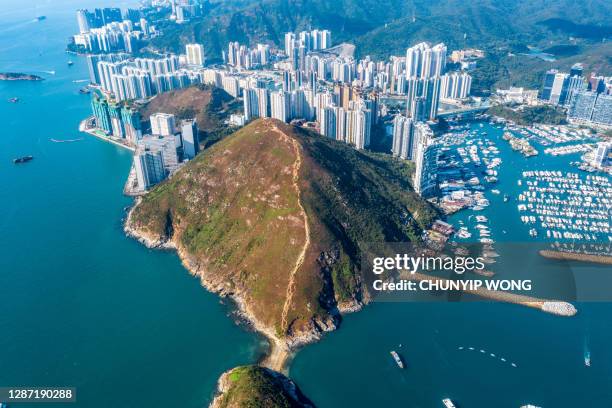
xmin=585 ymin=350 xmax=591 ymax=367
xmin=50 ymin=137 xmax=84 ymax=143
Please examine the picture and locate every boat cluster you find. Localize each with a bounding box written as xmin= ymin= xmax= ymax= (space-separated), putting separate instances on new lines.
xmin=517 ymin=170 xmax=611 ymax=243
xmin=436 ymin=129 xmax=501 ymax=214
xmin=519 ymin=124 xmax=593 ymax=146
xmin=544 ymin=143 xmax=592 ymax=156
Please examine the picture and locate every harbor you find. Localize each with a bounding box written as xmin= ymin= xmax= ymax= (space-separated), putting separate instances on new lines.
xmin=434 ymin=119 xmax=610 ymax=257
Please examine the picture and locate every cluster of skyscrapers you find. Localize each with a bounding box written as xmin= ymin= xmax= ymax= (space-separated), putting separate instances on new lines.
xmin=87 ymin=44 xmax=209 ymax=101
xmin=541 ymin=64 xmax=612 ymax=126
xmin=392 ymin=116 xmax=437 ymax=196
xmin=91 ymin=93 xmax=143 ymax=143
xmin=242 ymin=78 xmax=377 ymax=149
xmin=284 ymin=29 xmax=332 ymax=71
xmin=224 ymin=42 xmax=271 ymax=69
xmin=133 ymin=112 xmax=200 ymax=191
xmin=73 ymin=8 xmax=151 ymax=53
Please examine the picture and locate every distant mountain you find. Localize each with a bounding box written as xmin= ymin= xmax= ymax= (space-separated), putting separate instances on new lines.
xmin=126 ymin=118 xmax=436 ymax=350
xmin=148 ymin=0 xmax=611 ymax=91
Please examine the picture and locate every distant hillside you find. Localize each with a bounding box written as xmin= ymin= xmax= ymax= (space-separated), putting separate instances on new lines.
xmin=137 ymin=84 xmax=241 ymax=147
xmin=148 ymin=0 xmax=611 ymax=91
xmin=126 ymin=119 xmax=436 ymax=350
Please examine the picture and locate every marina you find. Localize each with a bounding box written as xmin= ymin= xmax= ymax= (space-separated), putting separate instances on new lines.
xmin=434 ymin=120 xmax=611 ymax=258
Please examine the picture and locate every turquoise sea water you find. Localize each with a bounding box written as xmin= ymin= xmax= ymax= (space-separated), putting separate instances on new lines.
xmin=0 ymin=2 xmax=263 ymax=407
xmin=1 ymin=2 xmax=611 ymax=408
xmin=291 ymin=123 xmax=612 ymax=407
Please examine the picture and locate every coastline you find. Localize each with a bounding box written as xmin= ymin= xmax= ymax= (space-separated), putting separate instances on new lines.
xmin=123 ymin=201 xmax=304 ymax=373
xmin=79 ymin=117 xmax=135 ymax=152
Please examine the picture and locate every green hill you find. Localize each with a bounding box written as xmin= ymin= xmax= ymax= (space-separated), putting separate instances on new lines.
xmin=137 ymin=84 xmax=241 ymax=148
xmin=211 ymin=365 xmax=314 ymax=408
xmin=126 ymin=119 xmax=436 ymax=346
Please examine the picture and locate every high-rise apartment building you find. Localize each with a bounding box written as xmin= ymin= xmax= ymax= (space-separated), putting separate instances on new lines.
xmin=185 ymin=43 xmax=205 ymax=67
xmin=150 ymin=113 xmax=176 ymax=136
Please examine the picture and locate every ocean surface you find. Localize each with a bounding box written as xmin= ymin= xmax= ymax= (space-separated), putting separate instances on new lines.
xmin=1 ymin=2 xmax=611 ymax=408
xmin=291 ymin=122 xmax=612 ymax=407
xmin=0 ymin=2 xmax=264 ymax=407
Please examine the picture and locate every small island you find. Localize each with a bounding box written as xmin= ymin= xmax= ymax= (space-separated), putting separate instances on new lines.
xmin=0 ymin=72 xmax=44 ymax=81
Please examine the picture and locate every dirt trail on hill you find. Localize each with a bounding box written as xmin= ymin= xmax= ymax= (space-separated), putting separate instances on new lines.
xmin=274 ymin=125 xmax=311 ymax=336
xmin=260 ymin=124 xmax=311 ymax=372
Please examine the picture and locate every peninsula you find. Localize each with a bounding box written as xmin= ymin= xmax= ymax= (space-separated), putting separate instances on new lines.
xmin=125 ymin=118 xmax=437 ymax=371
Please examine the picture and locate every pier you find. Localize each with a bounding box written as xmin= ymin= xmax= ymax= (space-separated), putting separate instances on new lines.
xmin=539 ymin=250 xmax=612 ymax=265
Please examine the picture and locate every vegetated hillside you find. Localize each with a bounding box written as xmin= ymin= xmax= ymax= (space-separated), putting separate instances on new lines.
xmin=127 ymin=118 xmax=436 ymax=344
xmin=211 ymin=365 xmax=314 ymax=408
xmin=138 ymin=84 xmax=241 ymax=147
xmin=488 ymin=104 xmax=568 ymax=126
xmin=148 ymin=0 xmax=611 ymax=91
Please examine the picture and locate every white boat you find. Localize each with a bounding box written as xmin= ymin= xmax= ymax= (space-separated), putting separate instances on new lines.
xmin=390 ymin=350 xmax=404 ymax=368
xmin=442 ymin=398 xmax=457 ymax=408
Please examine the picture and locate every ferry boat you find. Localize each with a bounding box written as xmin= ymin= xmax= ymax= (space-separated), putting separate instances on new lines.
xmin=390 ymin=350 xmax=404 ymax=369
xmin=13 ymin=155 xmax=33 ymax=164
xmin=442 ymin=398 xmax=457 ymax=408
xmin=584 ymin=350 xmax=591 ymax=367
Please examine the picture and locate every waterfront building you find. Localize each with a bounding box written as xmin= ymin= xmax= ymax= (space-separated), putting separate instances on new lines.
xmin=539 ymin=69 xmax=586 ymax=105
xmin=150 ymin=113 xmax=177 ymax=136
xmin=133 ymin=137 xmax=173 ymax=190
xmin=568 ymin=91 xmax=612 ymax=126
xmin=406 ymin=76 xmax=441 ymax=121
xmin=181 ymin=120 xmax=199 ymax=160
xmin=392 ymin=114 xmax=414 ymax=159
xmin=91 ymin=94 xmax=112 ymax=133
xmin=120 ymin=105 xmax=143 ymax=143
xmin=412 ymin=122 xmax=437 ymax=197
xmin=76 ymin=9 xmax=90 ymax=33
xmin=185 ymin=43 xmax=205 ymax=67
